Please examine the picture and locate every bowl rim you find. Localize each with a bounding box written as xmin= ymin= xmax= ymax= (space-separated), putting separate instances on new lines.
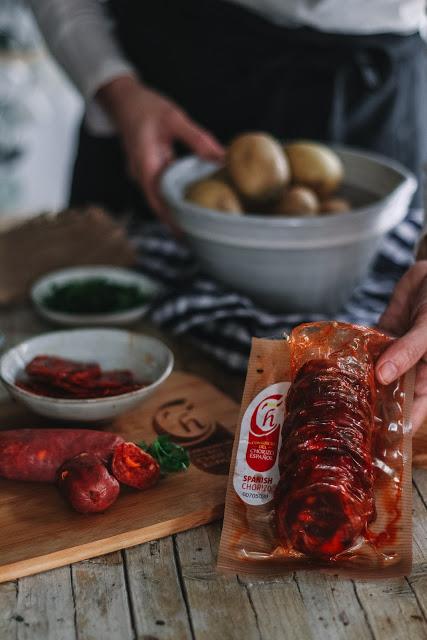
xmin=0 ymin=328 xmax=174 ymax=406
xmin=160 ymin=145 xmax=417 ymax=229
xmin=31 ymin=265 xmax=165 ymax=324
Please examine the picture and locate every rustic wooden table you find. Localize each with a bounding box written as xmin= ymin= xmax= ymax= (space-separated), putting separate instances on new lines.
xmin=0 ymin=305 xmax=427 ymax=640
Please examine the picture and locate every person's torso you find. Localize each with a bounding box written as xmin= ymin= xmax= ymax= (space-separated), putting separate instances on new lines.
xmin=228 ymin=0 xmax=426 ymax=34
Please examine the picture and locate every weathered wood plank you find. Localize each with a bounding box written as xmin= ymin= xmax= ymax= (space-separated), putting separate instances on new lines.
xmin=123 ymin=537 xmax=193 ymax=640
xmin=354 ymin=577 xmax=426 ymax=639
xmin=294 ymin=573 xmax=374 ymax=640
xmin=412 ymin=470 xmax=427 ymax=569
xmin=175 ymin=523 xmax=259 ymax=640
xmin=238 ymin=573 xmax=312 ymax=640
xmin=413 ymin=469 xmax=427 ymax=507
xmin=5 ymin=567 xmax=76 ymax=640
xmin=0 ymin=581 xmax=18 ymax=640
xmin=71 ymin=551 xmax=133 ymax=640
xmin=408 ymin=470 xmax=427 ymax=622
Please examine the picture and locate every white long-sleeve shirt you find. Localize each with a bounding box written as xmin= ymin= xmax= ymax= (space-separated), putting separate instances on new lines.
xmin=28 ymin=0 xmax=427 ymax=133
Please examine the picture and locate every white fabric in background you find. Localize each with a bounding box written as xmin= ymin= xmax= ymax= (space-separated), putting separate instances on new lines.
xmin=0 ymin=3 xmax=84 ymax=218
xmin=231 ymin=0 xmax=425 ymax=33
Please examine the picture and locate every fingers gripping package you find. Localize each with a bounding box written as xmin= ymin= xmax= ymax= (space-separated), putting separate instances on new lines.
xmin=218 ymin=322 xmax=415 ymax=578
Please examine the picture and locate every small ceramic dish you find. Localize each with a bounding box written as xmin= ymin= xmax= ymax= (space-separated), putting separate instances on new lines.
xmin=31 ymin=266 xmax=164 ymax=327
xmin=0 ymin=328 xmax=174 ymax=422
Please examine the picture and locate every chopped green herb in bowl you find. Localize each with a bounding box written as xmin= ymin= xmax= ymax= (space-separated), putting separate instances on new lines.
xmin=42 ymin=278 xmax=148 ymax=314
xmin=32 ymin=266 xmax=164 ymax=327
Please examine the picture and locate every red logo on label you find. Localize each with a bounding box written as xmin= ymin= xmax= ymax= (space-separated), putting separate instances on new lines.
xmin=246 ymin=394 xmax=283 ymax=472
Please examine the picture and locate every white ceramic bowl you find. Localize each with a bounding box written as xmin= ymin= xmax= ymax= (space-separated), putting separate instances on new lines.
xmin=161 ymin=148 xmax=417 ymax=313
xmin=0 ymin=329 xmax=174 ymax=422
xmin=31 ymin=266 xmax=164 ymax=327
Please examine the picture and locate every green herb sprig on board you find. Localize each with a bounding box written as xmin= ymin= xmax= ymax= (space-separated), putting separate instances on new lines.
xmin=139 ymin=436 xmax=190 ymax=473
xmin=42 ymin=278 xmax=148 ymax=314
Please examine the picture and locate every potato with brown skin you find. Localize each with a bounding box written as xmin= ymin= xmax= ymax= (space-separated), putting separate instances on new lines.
xmin=227 ymin=133 xmax=290 ymax=202
xmin=57 ymin=452 xmax=120 ymax=514
xmin=185 ymin=178 xmax=243 ymax=214
xmin=274 ymin=186 xmax=319 ymax=217
xmin=319 ymin=197 xmax=351 ymax=214
xmin=284 ymin=142 xmax=344 ymax=198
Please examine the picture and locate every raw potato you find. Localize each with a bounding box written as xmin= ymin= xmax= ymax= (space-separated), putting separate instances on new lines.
xmin=227 ymin=133 xmax=290 ymax=202
xmin=185 ymin=178 xmax=243 ymax=214
xmin=285 ymin=142 xmax=344 ymax=198
xmin=320 ymin=197 xmax=351 ymax=214
xmin=275 ymin=186 xmax=319 ymax=217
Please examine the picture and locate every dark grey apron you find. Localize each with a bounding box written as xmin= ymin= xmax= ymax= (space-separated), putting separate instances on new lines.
xmin=70 ymin=0 xmax=427 ymax=211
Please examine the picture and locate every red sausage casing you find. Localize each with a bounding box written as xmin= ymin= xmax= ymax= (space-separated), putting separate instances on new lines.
xmin=57 ymin=452 xmax=120 ymax=513
xmin=0 ymin=429 xmax=124 ymax=482
xmin=112 ymin=442 xmax=160 ymax=489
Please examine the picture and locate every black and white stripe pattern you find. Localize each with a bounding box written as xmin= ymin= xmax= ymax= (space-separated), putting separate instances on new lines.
xmin=131 ymin=209 xmax=423 ymax=372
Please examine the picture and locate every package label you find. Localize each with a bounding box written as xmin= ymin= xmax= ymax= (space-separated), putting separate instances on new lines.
xmin=233 ymin=382 xmax=289 ymax=505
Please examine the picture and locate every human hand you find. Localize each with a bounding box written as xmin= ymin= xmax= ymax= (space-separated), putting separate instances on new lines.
xmin=376 ymin=260 xmax=427 ymax=432
xmin=98 ymin=76 xmax=224 ymax=229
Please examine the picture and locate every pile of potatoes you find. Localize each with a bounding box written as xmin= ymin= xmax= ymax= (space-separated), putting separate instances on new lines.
xmin=185 ymin=133 xmax=350 ymax=217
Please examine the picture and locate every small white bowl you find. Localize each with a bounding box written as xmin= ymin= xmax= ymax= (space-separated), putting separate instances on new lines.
xmin=31 ymin=266 xmax=164 ymax=327
xmin=0 ymin=329 xmax=174 ymax=422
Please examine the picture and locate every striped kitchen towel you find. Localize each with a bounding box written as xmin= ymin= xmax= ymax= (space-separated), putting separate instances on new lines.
xmin=131 ymin=208 xmax=423 ymax=372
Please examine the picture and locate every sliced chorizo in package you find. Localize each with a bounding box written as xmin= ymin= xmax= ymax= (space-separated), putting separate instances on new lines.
xmin=218 ymin=321 xmax=415 ymax=578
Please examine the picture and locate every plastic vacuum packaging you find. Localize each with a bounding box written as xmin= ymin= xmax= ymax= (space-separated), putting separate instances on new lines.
xmin=218 ymin=322 xmax=415 ymax=578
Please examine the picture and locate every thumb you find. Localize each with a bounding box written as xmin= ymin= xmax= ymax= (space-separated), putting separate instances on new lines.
xmin=376 ymin=322 xmax=427 ymax=385
xmin=174 ymin=113 xmax=224 ymax=160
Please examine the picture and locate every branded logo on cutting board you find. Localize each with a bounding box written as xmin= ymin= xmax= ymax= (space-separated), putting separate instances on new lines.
xmin=152 ymin=398 xmax=234 ymax=475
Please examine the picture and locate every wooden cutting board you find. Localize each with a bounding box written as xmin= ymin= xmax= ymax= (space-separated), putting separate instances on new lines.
xmin=0 ymin=371 xmax=238 ymax=583
xmin=0 ymin=370 xmax=426 ymax=584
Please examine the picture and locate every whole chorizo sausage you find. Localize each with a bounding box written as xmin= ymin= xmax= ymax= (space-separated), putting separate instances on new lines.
xmin=0 ymin=429 xmax=124 ymax=483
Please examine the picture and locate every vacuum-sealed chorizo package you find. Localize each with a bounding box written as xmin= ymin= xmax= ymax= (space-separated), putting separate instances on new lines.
xmin=218 ymin=322 xmax=415 ymax=578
